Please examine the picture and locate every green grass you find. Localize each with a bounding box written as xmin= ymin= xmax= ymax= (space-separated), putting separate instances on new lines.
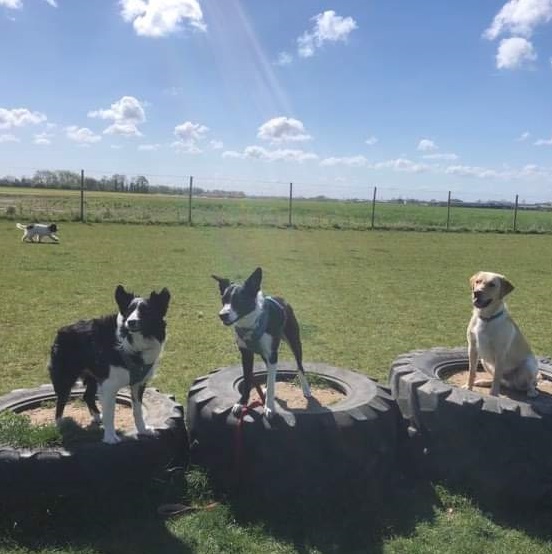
xmin=3 ymin=186 xmax=552 ymax=232
xmin=0 ymin=412 xmax=61 ymax=449
xmin=2 ymin=220 xmax=552 ymax=552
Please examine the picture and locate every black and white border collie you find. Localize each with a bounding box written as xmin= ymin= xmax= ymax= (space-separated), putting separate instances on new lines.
xmin=212 ymin=267 xmax=311 ymax=419
xmin=16 ymin=222 xmax=59 ymax=243
xmin=48 ymin=285 xmax=171 ymax=444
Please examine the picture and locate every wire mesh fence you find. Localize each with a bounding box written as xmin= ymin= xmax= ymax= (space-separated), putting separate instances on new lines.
xmin=1 ymin=169 xmax=552 ymax=233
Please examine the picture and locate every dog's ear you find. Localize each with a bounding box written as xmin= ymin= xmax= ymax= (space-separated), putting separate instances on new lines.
xmin=499 ymin=276 xmax=514 ymax=298
xmin=115 ymin=285 xmax=134 ymax=313
xmin=212 ymin=275 xmax=230 ymax=296
xmin=150 ymin=287 xmax=171 ymax=317
xmin=244 ymin=267 xmax=262 ymax=295
xmin=469 ymin=272 xmax=481 ymax=290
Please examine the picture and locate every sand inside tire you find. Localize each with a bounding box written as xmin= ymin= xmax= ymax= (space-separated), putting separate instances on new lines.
xmin=23 ymin=400 xmax=136 ymax=432
xmin=445 ymin=368 xmax=552 ymax=400
xmin=250 ymin=381 xmax=344 ymax=409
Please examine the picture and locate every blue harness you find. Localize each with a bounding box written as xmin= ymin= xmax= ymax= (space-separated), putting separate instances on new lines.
xmin=235 ymin=297 xmax=286 ymax=355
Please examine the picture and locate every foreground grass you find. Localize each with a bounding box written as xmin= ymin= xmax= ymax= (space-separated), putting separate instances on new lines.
xmin=1 ymin=221 xmax=552 ymax=553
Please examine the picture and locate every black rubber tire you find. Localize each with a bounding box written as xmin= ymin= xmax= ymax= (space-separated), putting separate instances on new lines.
xmin=0 ymin=385 xmax=188 ymax=501
xmin=389 ymin=347 xmax=552 ymax=504
xmin=187 ymin=362 xmax=402 ymax=504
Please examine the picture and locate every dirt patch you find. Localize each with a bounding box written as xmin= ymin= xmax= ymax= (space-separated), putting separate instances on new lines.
xmin=445 ymin=369 xmax=552 ymax=400
xmin=23 ymin=400 xmax=136 ymax=433
xmin=250 ymin=382 xmax=344 ymax=409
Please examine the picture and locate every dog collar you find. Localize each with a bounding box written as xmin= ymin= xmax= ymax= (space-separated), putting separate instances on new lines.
xmin=479 ymin=309 xmax=504 ymax=322
xmin=235 ymin=296 xmax=285 ymax=354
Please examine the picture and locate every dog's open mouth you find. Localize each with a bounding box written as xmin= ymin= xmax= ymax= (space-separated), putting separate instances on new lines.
xmin=473 ymin=297 xmax=492 ymax=309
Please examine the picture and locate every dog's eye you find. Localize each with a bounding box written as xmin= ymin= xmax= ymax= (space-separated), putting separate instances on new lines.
xmin=488 ymin=282 xmax=496 ymax=288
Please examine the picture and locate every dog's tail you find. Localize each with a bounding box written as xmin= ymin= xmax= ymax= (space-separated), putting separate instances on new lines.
xmin=16 ymin=223 xmax=26 ymax=230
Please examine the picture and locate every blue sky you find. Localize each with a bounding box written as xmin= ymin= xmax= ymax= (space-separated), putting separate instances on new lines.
xmin=0 ymin=0 xmax=551 ymax=201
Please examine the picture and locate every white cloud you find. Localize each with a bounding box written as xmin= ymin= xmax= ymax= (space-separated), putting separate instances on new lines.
xmin=496 ymin=37 xmax=537 ymax=69
xmin=223 ymin=145 xmax=318 ymax=163
xmin=221 ymin=150 xmax=242 ymax=159
xmin=210 ymin=139 xmax=223 ymax=150
xmin=174 ymin=121 xmax=208 ymax=143
xmin=0 ymin=0 xmax=56 ymax=7
xmin=120 ymin=0 xmax=206 ymax=37
xmin=171 ymin=121 xmax=209 ymax=153
xmin=0 ymin=134 xmax=19 ymax=143
xmin=0 ymin=107 xmax=46 ymax=129
xmin=320 ymin=155 xmax=368 ymax=167
xmin=445 ymin=165 xmax=502 ymax=179
xmin=417 ymin=139 xmax=438 ymax=152
xmin=298 ymin=10 xmax=357 ymax=58
xmin=375 ymin=158 xmax=430 ymax=173
xmin=257 ymin=116 xmax=311 ymax=143
xmin=275 ymin=52 xmax=293 ymax=66
xmin=534 ymin=136 xmax=552 ymax=145
xmin=365 ymin=136 xmax=378 ymax=146
xmin=483 ymin=0 xmax=552 ymax=40
xmin=66 ymin=126 xmax=102 ymax=144
xmin=104 ymin=122 xmax=143 ymax=136
xmin=138 ymin=143 xmax=162 ymax=151
xmin=88 ymin=96 xmax=146 ymax=136
xmin=517 ymin=131 xmax=531 ymax=141
xmin=110 ymin=144 xmax=124 ymax=149
xmin=171 ymin=140 xmax=202 ymax=154
xmin=422 ymin=152 xmax=459 ymax=161
xmin=0 ymin=0 xmax=22 ymax=8
xmin=33 ymin=132 xmax=53 ymax=145
xmin=519 ymin=163 xmax=550 ymax=177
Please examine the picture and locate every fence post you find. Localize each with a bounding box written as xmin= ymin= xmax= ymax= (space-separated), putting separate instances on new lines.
xmin=288 ymin=182 xmax=293 ymax=227
xmin=80 ymin=169 xmax=84 ymax=222
xmin=513 ymin=194 xmax=519 ymax=232
xmin=446 ymin=190 xmax=451 ymax=231
xmin=188 ymin=175 xmax=193 ymax=225
xmin=371 ymin=186 xmax=377 ymax=229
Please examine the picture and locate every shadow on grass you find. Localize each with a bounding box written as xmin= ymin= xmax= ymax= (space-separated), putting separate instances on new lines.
xmin=0 ymin=476 xmax=195 ymax=554
xmin=220 ymin=472 xmax=440 ymax=554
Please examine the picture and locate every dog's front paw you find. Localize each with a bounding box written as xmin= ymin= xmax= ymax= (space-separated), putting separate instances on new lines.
xmin=102 ymin=432 xmax=121 ymax=444
xmin=232 ymin=403 xmax=245 ymax=417
xmin=263 ymin=406 xmax=274 ymax=420
xmin=137 ymin=426 xmax=156 ymax=437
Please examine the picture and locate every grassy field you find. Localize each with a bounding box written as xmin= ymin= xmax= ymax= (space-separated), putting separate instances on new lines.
xmin=2 ymin=186 xmax=552 ymax=232
xmin=2 ymin=220 xmax=552 ymax=553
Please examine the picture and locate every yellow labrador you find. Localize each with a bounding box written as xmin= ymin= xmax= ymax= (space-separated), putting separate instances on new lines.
xmin=466 ymin=271 xmax=538 ymax=398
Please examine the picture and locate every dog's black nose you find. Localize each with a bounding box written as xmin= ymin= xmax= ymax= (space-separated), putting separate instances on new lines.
xmin=474 ymin=290 xmax=483 ymax=299
xmin=219 ymin=313 xmax=229 ymax=323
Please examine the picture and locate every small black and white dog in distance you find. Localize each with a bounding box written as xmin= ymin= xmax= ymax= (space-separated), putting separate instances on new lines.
xmin=212 ymin=267 xmax=311 ymax=419
xmin=48 ymin=285 xmax=171 ymax=444
xmin=16 ymin=222 xmax=59 ymax=243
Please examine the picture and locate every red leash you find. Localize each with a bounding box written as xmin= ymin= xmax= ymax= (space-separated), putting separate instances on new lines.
xmin=234 ymin=398 xmax=264 ymax=483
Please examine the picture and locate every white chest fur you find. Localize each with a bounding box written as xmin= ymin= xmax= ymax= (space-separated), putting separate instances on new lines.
xmin=472 ymin=315 xmax=515 ymax=366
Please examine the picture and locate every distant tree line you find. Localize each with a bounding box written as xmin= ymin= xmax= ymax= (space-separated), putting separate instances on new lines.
xmin=0 ymin=170 xmax=246 ymax=198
